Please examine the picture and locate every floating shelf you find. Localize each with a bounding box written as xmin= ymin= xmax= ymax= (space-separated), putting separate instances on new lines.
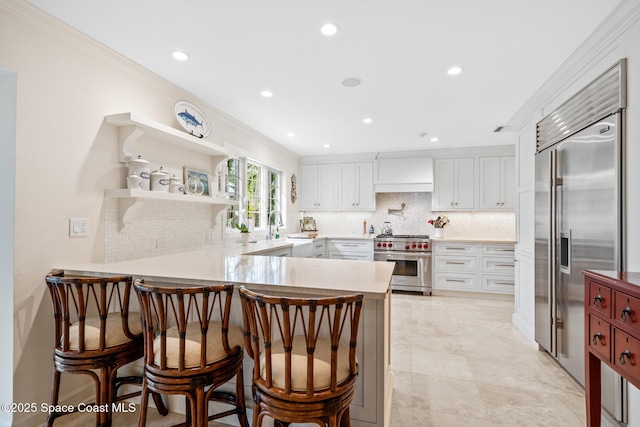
xmin=105 ymin=189 xmax=238 ymax=231
xmin=105 ymin=112 xmax=233 ymax=162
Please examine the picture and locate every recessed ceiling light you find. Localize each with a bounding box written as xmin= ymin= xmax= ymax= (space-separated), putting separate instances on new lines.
xmin=430 ymin=137 xmax=439 ymax=142
xmin=172 ymin=50 xmax=189 ymax=61
xmin=341 ymin=77 xmax=362 ymax=88
xmin=419 ymin=132 xmax=429 ymax=138
xmin=447 ymin=66 xmax=463 ymax=76
xmin=323 ymin=144 xmax=331 ymax=148
xmin=320 ymin=23 xmax=339 ymax=36
xmin=287 ymin=132 xmax=296 ymax=137
xmin=260 ymin=90 xmax=273 ymax=98
xmin=363 ymin=117 xmax=373 ymax=124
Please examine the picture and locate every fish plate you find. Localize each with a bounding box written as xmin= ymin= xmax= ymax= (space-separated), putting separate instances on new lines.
xmin=174 ymin=100 xmax=211 ymax=138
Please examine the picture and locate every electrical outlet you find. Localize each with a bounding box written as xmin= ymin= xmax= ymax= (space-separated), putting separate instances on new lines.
xmin=206 ymin=230 xmax=215 ymax=244
xmin=69 ymin=218 xmax=89 ymax=237
xmin=156 ymin=239 xmax=167 ymax=248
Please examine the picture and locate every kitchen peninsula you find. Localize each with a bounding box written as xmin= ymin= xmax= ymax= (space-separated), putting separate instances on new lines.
xmin=60 ymin=245 xmax=394 ymax=427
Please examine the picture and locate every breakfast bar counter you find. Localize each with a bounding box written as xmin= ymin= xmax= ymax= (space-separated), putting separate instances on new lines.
xmin=60 ymin=250 xmax=394 ymax=427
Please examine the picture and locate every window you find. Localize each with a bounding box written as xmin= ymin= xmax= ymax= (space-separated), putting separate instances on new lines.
xmin=226 ymin=158 xmax=283 ymax=232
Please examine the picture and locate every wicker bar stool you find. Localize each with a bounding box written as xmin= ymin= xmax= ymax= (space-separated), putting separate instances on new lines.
xmin=44 ymin=270 xmax=167 ymax=427
xmin=238 ymin=287 xmax=364 ymax=427
xmin=134 ymin=279 xmax=249 ymax=427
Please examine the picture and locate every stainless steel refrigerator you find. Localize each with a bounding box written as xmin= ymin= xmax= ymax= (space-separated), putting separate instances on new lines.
xmin=534 ymin=60 xmax=626 ymax=422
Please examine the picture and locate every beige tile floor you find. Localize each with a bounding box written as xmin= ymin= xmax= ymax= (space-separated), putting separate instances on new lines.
xmin=57 ymin=293 xmax=586 ymax=426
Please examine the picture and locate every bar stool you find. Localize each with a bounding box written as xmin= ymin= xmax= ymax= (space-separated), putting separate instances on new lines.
xmin=238 ymin=287 xmax=364 ymax=427
xmin=134 ymin=280 xmax=249 ymax=427
xmin=44 ymin=270 xmax=167 ymax=427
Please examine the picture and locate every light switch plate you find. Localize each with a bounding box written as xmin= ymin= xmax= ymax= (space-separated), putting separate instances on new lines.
xmin=69 ymin=218 xmax=89 ymax=237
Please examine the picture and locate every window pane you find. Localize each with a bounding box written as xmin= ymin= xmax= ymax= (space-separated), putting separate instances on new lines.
xmin=247 ymin=162 xmax=262 ymax=228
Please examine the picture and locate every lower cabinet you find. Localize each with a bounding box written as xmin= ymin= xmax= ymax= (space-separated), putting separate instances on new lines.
xmin=432 ymin=241 xmax=514 ymax=294
xmin=291 ymin=239 xmax=326 ymax=258
xmin=262 ymin=246 xmax=292 ymax=257
xmin=327 ymin=239 xmax=373 ymax=261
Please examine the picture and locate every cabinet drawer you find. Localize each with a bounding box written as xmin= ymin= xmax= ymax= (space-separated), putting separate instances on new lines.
xmin=482 ymin=275 xmax=514 ymax=294
xmin=434 ymin=255 xmax=477 ymax=273
xmin=328 ymin=251 xmax=372 ymax=261
xmin=433 ymin=272 xmax=478 ymax=291
xmin=433 ymin=243 xmax=480 ymax=255
xmin=589 ymin=315 xmax=611 ymax=361
xmin=482 ymin=244 xmax=515 ymax=256
xmin=615 ymin=291 xmax=640 ymax=333
xmin=482 ymin=257 xmax=515 ymax=275
xmin=589 ymin=281 xmax=612 ymax=318
xmin=614 ymin=329 xmax=640 ymax=383
xmin=328 ymin=240 xmax=373 ymax=252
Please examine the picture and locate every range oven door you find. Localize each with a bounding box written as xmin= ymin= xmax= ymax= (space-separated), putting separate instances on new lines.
xmin=374 ymin=251 xmax=432 ymax=295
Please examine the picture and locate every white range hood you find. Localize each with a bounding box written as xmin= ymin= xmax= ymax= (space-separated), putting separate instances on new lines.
xmin=374 ymin=155 xmax=433 ymax=193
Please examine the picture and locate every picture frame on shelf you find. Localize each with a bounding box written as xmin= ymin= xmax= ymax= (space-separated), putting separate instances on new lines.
xmin=183 ymin=167 xmax=211 ymax=196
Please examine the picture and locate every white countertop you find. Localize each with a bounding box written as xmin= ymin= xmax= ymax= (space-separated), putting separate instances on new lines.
xmin=60 ymin=246 xmax=394 ymax=299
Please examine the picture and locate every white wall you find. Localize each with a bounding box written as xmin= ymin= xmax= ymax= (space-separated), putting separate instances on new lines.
xmin=0 ymin=1 xmax=299 ymax=425
xmin=0 ymin=68 xmax=17 ymax=427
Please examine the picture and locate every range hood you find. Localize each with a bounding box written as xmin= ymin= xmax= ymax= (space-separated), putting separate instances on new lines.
xmin=374 ymin=155 xmax=433 ymax=193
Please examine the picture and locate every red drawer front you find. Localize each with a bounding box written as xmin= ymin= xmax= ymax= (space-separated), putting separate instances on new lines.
xmin=589 ymin=281 xmax=612 ymax=318
xmin=615 ymin=291 xmax=640 ymax=333
xmin=614 ymin=329 xmax=640 ymax=383
xmin=589 ymin=315 xmax=611 ymax=361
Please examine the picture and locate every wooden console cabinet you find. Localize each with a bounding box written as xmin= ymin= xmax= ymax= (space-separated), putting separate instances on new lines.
xmin=583 ymin=270 xmax=640 ymax=427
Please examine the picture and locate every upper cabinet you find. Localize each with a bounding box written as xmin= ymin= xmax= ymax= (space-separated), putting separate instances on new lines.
xmin=478 ymin=155 xmax=516 ymax=210
xmin=299 ymin=163 xmax=336 ymax=211
xmin=338 ymin=162 xmax=375 ymax=211
xmin=433 ymin=157 xmax=474 ymax=210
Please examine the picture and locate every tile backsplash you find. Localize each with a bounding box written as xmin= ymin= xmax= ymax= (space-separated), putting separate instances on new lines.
xmin=302 ymin=192 xmax=515 ymax=239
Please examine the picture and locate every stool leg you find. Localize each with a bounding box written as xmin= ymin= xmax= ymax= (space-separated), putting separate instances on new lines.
xmin=151 ymin=392 xmax=168 ymax=416
xmin=137 ymin=380 xmax=149 ymax=427
xmin=46 ymin=369 xmax=61 ymax=427
xmin=340 ymin=407 xmax=351 ymax=427
xmin=235 ymin=367 xmax=250 ymax=427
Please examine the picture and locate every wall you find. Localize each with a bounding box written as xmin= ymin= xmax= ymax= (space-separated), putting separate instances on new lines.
xmin=0 ymin=1 xmax=299 ymax=425
xmin=0 ymin=68 xmax=17 ymax=427
xmin=305 ymin=192 xmax=515 ymax=240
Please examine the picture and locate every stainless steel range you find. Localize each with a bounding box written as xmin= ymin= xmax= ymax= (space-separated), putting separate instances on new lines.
xmin=373 ymin=235 xmax=432 ymax=295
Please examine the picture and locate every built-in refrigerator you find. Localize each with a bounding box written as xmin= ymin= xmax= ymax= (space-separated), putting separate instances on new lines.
xmin=534 ymin=60 xmax=626 ymax=422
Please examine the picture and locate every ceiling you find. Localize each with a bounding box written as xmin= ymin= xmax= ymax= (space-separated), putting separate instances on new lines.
xmin=26 ymin=0 xmax=621 ymax=156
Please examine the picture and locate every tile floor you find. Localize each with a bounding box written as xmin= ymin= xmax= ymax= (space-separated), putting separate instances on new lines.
xmin=59 ymin=293 xmax=587 ymax=426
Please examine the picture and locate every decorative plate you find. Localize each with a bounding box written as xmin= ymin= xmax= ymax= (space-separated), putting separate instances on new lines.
xmin=174 ymin=100 xmax=211 ymax=138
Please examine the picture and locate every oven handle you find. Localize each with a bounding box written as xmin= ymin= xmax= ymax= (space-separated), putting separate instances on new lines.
xmin=373 ymin=252 xmax=432 ymax=261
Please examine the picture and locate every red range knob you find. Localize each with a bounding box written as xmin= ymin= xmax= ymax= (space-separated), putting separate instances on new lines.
xmin=382 ymin=243 xmax=387 ymax=247
xmin=412 ymin=243 xmax=417 ymax=248
xmin=405 ymin=245 xmax=410 ymax=250
xmin=424 ymin=244 xmax=429 ymax=249
xmin=388 ymin=243 xmax=393 ymax=248
xmin=377 ymin=242 xmax=382 ymax=247
xmin=417 ymin=244 xmax=422 ymax=248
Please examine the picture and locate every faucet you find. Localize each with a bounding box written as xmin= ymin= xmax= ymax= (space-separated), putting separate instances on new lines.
xmin=266 ymin=210 xmax=283 ymax=240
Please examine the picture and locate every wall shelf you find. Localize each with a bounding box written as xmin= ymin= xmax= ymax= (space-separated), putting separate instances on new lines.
xmin=105 ymin=189 xmax=238 ymax=232
xmin=105 ymin=112 xmax=233 ymax=162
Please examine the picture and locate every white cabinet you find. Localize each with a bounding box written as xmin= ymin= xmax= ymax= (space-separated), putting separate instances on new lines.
xmin=433 ymin=157 xmax=474 ymax=210
xmin=338 ymin=162 xmax=375 ymax=211
xmin=327 ymin=239 xmax=373 ymax=261
xmin=478 ymin=155 xmax=516 ymax=210
xmin=262 ymin=246 xmax=292 ymax=257
xmin=291 ymin=239 xmax=325 ymax=258
xmin=432 ymin=241 xmax=514 ymax=294
xmin=299 ymin=163 xmax=336 ymax=211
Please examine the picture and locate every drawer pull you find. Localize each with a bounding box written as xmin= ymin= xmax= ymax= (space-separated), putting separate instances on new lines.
xmin=592 ymin=333 xmax=603 ymax=346
xmin=494 ymin=263 xmax=514 ymax=267
xmin=445 ymin=262 xmax=466 ymax=265
xmin=621 ymin=306 xmax=632 ymax=323
xmin=445 ymin=247 xmax=466 ymax=251
xmin=619 ymin=350 xmax=632 ymax=365
xmin=445 ymin=279 xmax=466 ymax=283
xmin=593 ymin=294 xmax=603 ymax=308
xmin=493 ymin=248 xmax=515 ymax=252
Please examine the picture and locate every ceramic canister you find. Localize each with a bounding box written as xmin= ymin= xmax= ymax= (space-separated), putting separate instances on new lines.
xmin=127 ymin=155 xmax=151 ymax=190
xmin=169 ymin=175 xmax=184 ymax=194
xmin=150 ymin=166 xmax=170 ymax=192
xmin=126 ymin=172 xmax=143 ymax=190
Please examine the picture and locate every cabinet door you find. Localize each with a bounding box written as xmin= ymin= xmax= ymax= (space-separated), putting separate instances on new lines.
xmin=316 ymin=163 xmax=335 ymax=210
xmin=454 ymin=157 xmax=475 ymax=209
xmin=433 ymin=158 xmax=455 ymax=210
xmin=478 ymin=156 xmax=502 ymax=209
xmin=356 ymin=162 xmax=375 ymax=210
xmin=299 ymin=164 xmax=319 ymax=210
xmin=338 ymin=163 xmax=356 ymax=210
xmin=501 ymin=156 xmax=516 ymax=209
